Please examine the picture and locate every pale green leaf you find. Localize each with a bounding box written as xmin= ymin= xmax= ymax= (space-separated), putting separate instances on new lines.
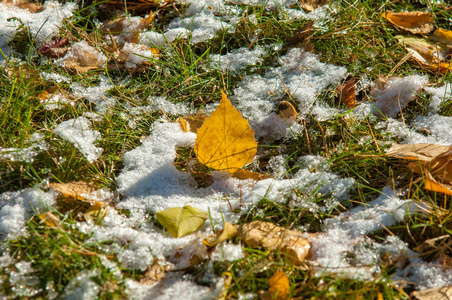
xmin=156 ymin=206 xmax=208 ymax=238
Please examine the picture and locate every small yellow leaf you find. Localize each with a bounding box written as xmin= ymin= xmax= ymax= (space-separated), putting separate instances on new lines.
xmin=203 ymin=222 xmax=238 ymax=247
xmin=156 ymin=206 xmax=208 ymax=238
xmin=194 ymin=91 xmax=257 ymax=173
xmin=429 ymin=28 xmax=452 ymax=45
xmin=232 ymin=169 xmax=271 ymax=181
xmin=268 ymin=271 xmax=290 ymax=300
xmin=382 ymin=11 xmax=433 ymax=34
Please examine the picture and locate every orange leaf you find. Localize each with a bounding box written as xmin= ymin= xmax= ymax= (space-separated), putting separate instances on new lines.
xmin=194 ymin=91 xmax=257 ymax=173
xmin=276 ymin=101 xmax=298 ymax=120
xmin=336 ymin=76 xmax=356 ymax=108
xmin=232 ymin=169 xmax=271 ymax=181
xmin=268 ymin=271 xmax=290 ymax=300
xmin=382 ymin=11 xmax=433 ymax=34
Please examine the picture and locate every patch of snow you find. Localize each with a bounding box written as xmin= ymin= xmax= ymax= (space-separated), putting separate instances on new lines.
xmin=208 ymin=46 xmax=266 ymax=74
xmin=121 ymin=42 xmax=158 ymax=69
xmin=0 ymin=1 xmax=76 ymax=59
xmin=148 ymin=96 xmax=195 ymax=115
xmin=62 ymin=269 xmax=101 ymax=300
xmin=54 ymin=116 xmax=103 ymax=163
xmin=40 ymin=90 xmax=72 ymax=111
xmin=0 ymin=188 xmax=56 ymax=240
xmin=71 ymin=77 xmax=115 ymax=114
xmin=424 ymin=83 xmax=452 ymax=112
xmin=211 ymin=243 xmax=244 ymax=261
xmin=40 ymin=72 xmax=71 ymax=84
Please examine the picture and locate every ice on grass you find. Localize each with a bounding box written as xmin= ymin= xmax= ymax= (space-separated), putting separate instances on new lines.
xmin=0 ymin=1 xmax=76 ymax=59
xmin=40 ymin=90 xmax=72 ymax=111
xmin=0 ymin=188 xmax=56 ymax=240
xmin=424 ymin=83 xmax=452 ymax=112
xmin=208 ymin=46 xmax=266 ymax=74
xmin=40 ymin=72 xmax=71 ymax=84
xmin=54 ymin=117 xmax=103 ymax=163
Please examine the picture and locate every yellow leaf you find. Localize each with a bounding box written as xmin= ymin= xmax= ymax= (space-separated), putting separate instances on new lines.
xmin=429 ymin=28 xmax=452 ymax=45
xmin=194 ymin=91 xmax=257 ymax=173
xmin=382 ymin=11 xmax=433 ymax=34
xmin=156 ymin=206 xmax=208 ymax=238
xmin=203 ymin=222 xmax=238 ymax=247
xmin=268 ymin=271 xmax=290 ymax=300
xmin=232 ymin=169 xmax=271 ymax=181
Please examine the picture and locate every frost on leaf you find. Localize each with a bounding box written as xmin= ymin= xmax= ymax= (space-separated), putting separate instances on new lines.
xmin=386 ymin=143 xmax=452 ymax=195
xmin=156 ymin=206 xmax=208 ymax=238
xmin=194 ymin=91 xmax=257 ymax=173
xmin=382 ymin=11 xmax=434 ymax=34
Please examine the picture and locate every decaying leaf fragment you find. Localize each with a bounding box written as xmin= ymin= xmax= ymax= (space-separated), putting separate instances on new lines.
xmin=232 ymin=169 xmax=271 ymax=181
xmin=412 ymin=286 xmax=452 ymax=300
xmin=336 ymin=76 xmax=356 ymax=108
xmin=203 ymin=222 xmax=238 ymax=247
xmin=382 ymin=11 xmax=434 ymax=34
xmin=297 ymin=0 xmax=327 ymax=12
xmin=195 ymin=91 xmax=258 ymax=173
xmin=236 ymin=221 xmax=311 ymax=264
xmin=276 ymin=101 xmax=298 ymax=120
xmin=156 ymin=206 xmax=208 ymax=238
xmin=430 ymin=28 xmax=452 ymax=45
xmin=386 ymin=143 xmax=452 ymax=195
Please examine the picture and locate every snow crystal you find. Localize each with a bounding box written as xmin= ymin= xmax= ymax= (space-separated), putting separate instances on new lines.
xmin=148 ymin=96 xmax=195 ymax=115
xmin=121 ymin=42 xmax=158 ymax=69
xmin=119 ymin=247 xmax=154 ymax=271
xmin=211 ymin=243 xmax=244 ymax=261
xmin=0 ymin=1 xmax=76 ymax=59
xmin=424 ymin=83 xmax=452 ymax=112
xmin=40 ymin=90 xmax=72 ymax=111
xmin=139 ymin=29 xmax=187 ymax=47
xmin=40 ymin=72 xmax=71 ymax=84
xmin=62 ymin=270 xmax=101 ymax=300
xmin=0 ymin=188 xmax=56 ymax=240
xmin=208 ymin=46 xmax=266 ymax=74
xmin=54 ymin=117 xmax=103 ymax=163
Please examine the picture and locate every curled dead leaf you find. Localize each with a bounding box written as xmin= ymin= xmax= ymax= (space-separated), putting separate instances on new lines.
xmin=336 ymin=76 xmax=356 ymax=108
xmin=276 ymin=101 xmax=297 ymax=120
xmin=382 ymin=11 xmax=434 ymax=34
xmin=203 ymin=222 xmax=238 ymax=247
xmin=178 ymin=111 xmax=208 ymax=133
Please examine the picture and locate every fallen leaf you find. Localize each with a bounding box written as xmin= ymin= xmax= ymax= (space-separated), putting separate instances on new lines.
xmin=178 ymin=111 xmax=208 ymax=133
xmin=58 ymin=41 xmax=106 ymax=73
xmin=140 ymin=260 xmax=167 ymax=285
xmin=203 ymin=222 xmax=238 ymax=247
xmin=217 ymin=272 xmax=233 ymax=300
xmin=49 ymin=181 xmax=99 ymax=201
xmin=429 ymin=28 xmax=452 ymax=45
xmin=167 ymin=240 xmax=211 ymax=269
xmin=269 ymin=271 xmax=290 ymax=300
xmin=38 ymin=38 xmax=70 ymax=58
xmin=236 ymin=221 xmax=311 ymax=265
xmin=336 ymin=76 xmax=356 ymax=108
xmin=382 ymin=11 xmax=434 ymax=34
xmin=156 ymin=206 xmax=208 ymax=238
xmin=412 ymin=286 xmax=452 ymax=300
xmin=4 ymin=0 xmax=43 ymax=13
xmin=386 ymin=144 xmax=452 ymax=195
xmin=232 ymin=169 xmax=271 ymax=181
xmin=195 ymin=91 xmax=257 ymax=173
xmin=298 ymin=0 xmax=327 ymax=12
xmin=276 ymin=101 xmax=298 ymax=120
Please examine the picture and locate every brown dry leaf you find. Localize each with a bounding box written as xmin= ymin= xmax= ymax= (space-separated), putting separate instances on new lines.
xmin=38 ymin=38 xmax=70 ymax=58
xmin=178 ymin=111 xmax=208 ymax=133
xmin=236 ymin=221 xmax=311 ymax=265
xmin=336 ymin=76 xmax=356 ymax=108
xmin=412 ymin=286 xmax=452 ymax=300
xmin=232 ymin=169 xmax=271 ymax=181
xmin=276 ymin=101 xmax=298 ymax=120
xmin=386 ymin=144 xmax=452 ymax=195
xmin=38 ymin=212 xmax=61 ymax=228
xmin=60 ymin=42 xmax=106 ymax=73
xmin=140 ymin=261 xmax=168 ymax=285
xmin=203 ymin=222 xmax=238 ymax=247
xmin=195 ymin=91 xmax=258 ymax=173
xmin=297 ymin=0 xmax=327 ymax=12
xmin=3 ymin=0 xmax=43 ymax=12
xmin=430 ymin=28 xmax=452 ymax=45
xmin=167 ymin=240 xmax=211 ymax=269
xmin=382 ymin=11 xmax=434 ymax=34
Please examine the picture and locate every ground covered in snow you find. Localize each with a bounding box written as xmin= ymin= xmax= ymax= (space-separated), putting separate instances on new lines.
xmin=1 ymin=0 xmax=452 ymax=299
